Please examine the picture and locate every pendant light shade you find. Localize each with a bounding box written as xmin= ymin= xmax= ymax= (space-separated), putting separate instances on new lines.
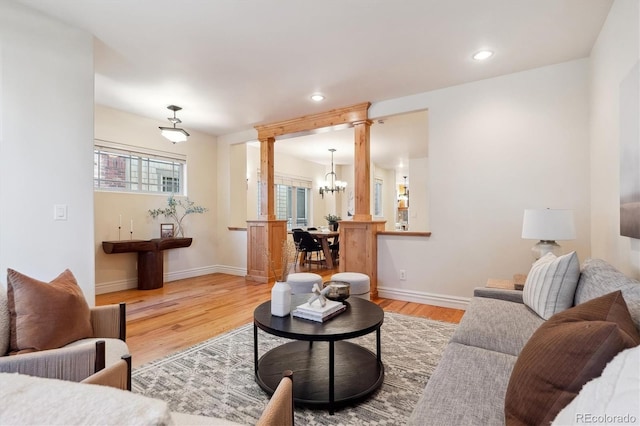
xmin=159 ymin=105 xmax=190 ymax=143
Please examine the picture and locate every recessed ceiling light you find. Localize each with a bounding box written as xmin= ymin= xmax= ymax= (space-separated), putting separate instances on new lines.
xmin=310 ymin=93 xmax=325 ymax=102
xmin=472 ymin=50 xmax=494 ymax=61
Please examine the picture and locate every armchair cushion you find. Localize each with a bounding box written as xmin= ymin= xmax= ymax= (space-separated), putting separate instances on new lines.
xmin=66 ymin=338 xmax=129 ymax=368
xmin=7 ymin=269 xmax=92 ymax=354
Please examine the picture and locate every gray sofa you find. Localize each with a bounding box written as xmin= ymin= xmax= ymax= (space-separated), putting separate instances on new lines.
xmin=408 ymin=258 xmax=640 ymax=425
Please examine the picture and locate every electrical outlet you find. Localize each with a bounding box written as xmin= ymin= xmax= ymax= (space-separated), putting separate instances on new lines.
xmin=399 ymin=269 xmax=407 ymax=280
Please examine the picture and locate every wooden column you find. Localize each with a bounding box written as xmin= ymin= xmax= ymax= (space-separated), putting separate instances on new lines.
xmin=259 ymin=137 xmax=276 ymax=220
xmin=246 ymin=219 xmax=287 ymax=283
xmin=246 ymin=137 xmax=279 ymax=283
xmin=353 ymin=120 xmax=372 ymax=221
xmin=339 ymin=220 xmax=385 ymax=297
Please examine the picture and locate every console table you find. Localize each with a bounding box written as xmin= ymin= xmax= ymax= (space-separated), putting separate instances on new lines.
xmin=102 ymin=238 xmax=193 ymax=290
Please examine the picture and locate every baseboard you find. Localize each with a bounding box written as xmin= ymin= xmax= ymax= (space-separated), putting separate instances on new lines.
xmin=165 ymin=266 xmax=219 ymax=282
xmin=214 ymin=265 xmax=247 ymax=276
xmin=377 ymin=286 xmax=470 ymax=310
xmin=96 ymin=265 xmax=248 ymax=295
xmin=96 ymin=278 xmax=137 ymax=295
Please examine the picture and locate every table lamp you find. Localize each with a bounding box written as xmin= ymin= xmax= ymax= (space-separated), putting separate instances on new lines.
xmin=521 ymin=208 xmax=576 ymax=260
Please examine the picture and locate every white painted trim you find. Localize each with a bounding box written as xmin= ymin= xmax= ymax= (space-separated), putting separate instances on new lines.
xmin=165 ymin=266 xmax=219 ymax=282
xmin=377 ymin=286 xmax=470 ymax=310
xmin=214 ymin=265 xmax=247 ymax=276
xmin=96 ymin=278 xmax=137 ymax=295
xmin=95 ymin=265 xmax=248 ymax=295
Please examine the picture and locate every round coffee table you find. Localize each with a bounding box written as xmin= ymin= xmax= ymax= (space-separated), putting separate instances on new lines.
xmin=253 ymin=295 xmax=385 ymax=414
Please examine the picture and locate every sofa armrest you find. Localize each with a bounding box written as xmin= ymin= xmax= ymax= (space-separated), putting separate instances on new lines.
xmin=91 ymin=303 xmax=126 ymax=341
xmin=0 ymin=341 xmax=101 ymax=382
xmin=473 ymin=287 xmax=524 ymax=304
xmin=81 ymin=354 xmax=131 ymax=390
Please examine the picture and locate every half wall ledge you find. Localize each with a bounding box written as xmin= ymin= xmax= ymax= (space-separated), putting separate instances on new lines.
xmin=377 ymin=231 xmax=432 ymax=237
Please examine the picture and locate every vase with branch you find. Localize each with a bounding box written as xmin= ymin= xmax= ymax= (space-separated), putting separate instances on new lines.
xmin=265 ymin=239 xmax=296 ymax=317
xmin=148 ymin=195 xmax=208 ymax=238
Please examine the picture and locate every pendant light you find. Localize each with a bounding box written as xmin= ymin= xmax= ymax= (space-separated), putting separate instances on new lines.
xmin=159 ymin=105 xmax=190 ymax=143
xmin=319 ymin=148 xmax=347 ymax=198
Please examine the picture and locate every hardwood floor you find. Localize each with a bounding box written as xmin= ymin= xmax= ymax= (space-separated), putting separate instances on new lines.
xmin=96 ymin=266 xmax=465 ymax=367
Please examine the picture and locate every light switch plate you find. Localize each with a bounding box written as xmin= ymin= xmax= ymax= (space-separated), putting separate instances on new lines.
xmin=54 ymin=204 xmax=67 ymax=221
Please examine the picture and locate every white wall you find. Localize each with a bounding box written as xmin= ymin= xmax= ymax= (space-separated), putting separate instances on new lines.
xmin=372 ymin=164 xmax=395 ymax=230
xmin=374 ymin=60 xmax=591 ymax=308
xmin=94 ymin=106 xmax=218 ymax=293
xmin=0 ymin=2 xmax=96 ymax=303
xmin=408 ymin=157 xmax=429 ymax=231
xmin=589 ymin=0 xmax=640 ymax=277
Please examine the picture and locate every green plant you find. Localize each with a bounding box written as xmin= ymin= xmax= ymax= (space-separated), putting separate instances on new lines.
xmin=148 ymin=195 xmax=208 ymax=237
xmin=324 ymin=214 xmax=341 ymax=223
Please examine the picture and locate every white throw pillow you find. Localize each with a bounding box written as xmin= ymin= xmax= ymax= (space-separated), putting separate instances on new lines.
xmin=552 ymin=345 xmax=640 ymax=425
xmin=523 ymin=251 xmax=580 ymax=319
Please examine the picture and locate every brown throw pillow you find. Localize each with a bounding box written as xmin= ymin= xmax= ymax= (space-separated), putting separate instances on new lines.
xmin=7 ymin=269 xmax=93 ymax=354
xmin=505 ymin=290 xmax=640 ymax=426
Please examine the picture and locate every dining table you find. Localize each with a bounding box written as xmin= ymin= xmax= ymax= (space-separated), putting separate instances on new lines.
xmin=308 ymin=230 xmax=339 ymax=269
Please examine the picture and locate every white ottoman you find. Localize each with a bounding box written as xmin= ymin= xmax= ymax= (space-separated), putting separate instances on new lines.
xmin=330 ymin=272 xmax=371 ymax=300
xmin=286 ymin=273 xmax=323 ymax=294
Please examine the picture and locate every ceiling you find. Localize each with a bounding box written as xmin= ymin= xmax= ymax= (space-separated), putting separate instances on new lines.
xmin=19 ymin=0 xmax=612 ymax=170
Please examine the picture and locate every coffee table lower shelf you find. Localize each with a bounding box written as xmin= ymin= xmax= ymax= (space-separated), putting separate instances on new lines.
xmin=256 ymin=340 xmax=384 ymax=409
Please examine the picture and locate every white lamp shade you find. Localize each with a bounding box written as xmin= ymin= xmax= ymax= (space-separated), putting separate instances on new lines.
xmin=160 ymin=127 xmax=189 ymax=143
xmin=522 ymin=209 xmax=576 ymax=241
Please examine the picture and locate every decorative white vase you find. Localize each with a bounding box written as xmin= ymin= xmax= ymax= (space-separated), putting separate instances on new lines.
xmin=271 ymin=281 xmax=292 ymax=317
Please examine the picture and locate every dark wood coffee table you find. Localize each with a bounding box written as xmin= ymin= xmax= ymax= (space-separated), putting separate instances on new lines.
xmin=253 ymin=295 xmax=384 ymax=414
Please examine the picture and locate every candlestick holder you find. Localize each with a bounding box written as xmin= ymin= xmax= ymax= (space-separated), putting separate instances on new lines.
xmin=130 ymin=231 xmax=133 ymax=240
xmin=118 ymin=226 xmax=121 ymax=241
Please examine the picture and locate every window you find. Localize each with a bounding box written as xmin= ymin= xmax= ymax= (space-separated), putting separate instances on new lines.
xmin=275 ymin=184 xmax=310 ymax=228
xmin=257 ymin=171 xmax=312 ymax=228
xmin=374 ymin=178 xmax=383 ymax=217
xmin=94 ymin=141 xmax=186 ymax=195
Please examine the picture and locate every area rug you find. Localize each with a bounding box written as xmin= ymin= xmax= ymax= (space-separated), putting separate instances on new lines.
xmin=132 ymin=312 xmax=456 ymax=425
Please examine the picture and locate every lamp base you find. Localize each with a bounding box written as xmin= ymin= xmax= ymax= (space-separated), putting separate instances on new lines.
xmin=532 ymin=240 xmax=560 ymax=260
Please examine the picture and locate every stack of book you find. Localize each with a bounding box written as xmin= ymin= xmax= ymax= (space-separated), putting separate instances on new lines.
xmin=292 ymin=299 xmax=346 ymax=322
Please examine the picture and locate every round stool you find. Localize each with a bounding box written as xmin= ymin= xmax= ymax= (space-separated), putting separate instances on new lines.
xmin=330 ymin=272 xmax=371 ymax=300
xmin=286 ymin=273 xmax=323 ymax=294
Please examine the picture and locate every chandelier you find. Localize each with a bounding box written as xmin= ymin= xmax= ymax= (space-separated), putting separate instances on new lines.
xmin=159 ymin=105 xmax=190 ymax=143
xmin=399 ymin=176 xmax=409 ymax=200
xmin=319 ymin=148 xmax=347 ymax=199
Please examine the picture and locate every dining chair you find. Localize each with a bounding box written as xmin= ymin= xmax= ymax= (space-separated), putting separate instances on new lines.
xmin=291 ymin=229 xmax=304 ymax=268
xmin=329 ymin=240 xmax=339 ymax=265
xmin=298 ymin=231 xmax=324 ymax=269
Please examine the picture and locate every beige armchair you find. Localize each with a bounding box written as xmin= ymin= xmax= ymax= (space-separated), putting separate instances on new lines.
xmin=0 ymin=302 xmax=131 ymax=390
xmin=257 ymin=370 xmax=294 ymax=426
